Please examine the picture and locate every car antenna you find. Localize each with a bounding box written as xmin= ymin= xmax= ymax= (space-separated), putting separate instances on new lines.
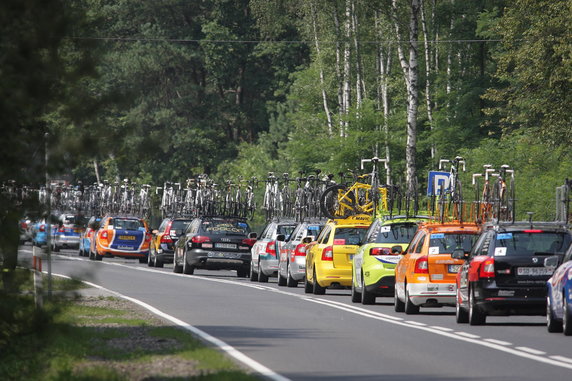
xmin=526 ymin=212 xmax=534 ymax=229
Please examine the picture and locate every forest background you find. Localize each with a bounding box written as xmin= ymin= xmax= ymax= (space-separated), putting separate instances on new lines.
xmin=2 ymin=0 xmax=571 ymax=226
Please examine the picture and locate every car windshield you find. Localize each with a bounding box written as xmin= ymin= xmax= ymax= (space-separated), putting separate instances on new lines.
xmin=334 ymin=227 xmax=368 ymax=246
xmin=429 ymin=233 xmax=478 ymax=254
xmin=494 ymin=231 xmax=571 ymax=257
xmin=370 ymin=222 xmax=418 ymax=244
xmin=170 ymin=220 xmax=192 ymax=235
xmin=201 ymin=219 xmax=250 ymax=234
xmin=112 ymin=219 xmax=144 ymax=231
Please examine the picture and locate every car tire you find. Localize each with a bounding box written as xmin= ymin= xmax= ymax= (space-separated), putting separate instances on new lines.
xmin=286 ymin=262 xmax=298 ymax=287
xmin=148 ymin=252 xmax=155 ymax=267
xmin=394 ymin=286 xmax=405 ymax=312
xmin=155 ymin=258 xmax=164 ymax=268
xmin=351 ymin=277 xmax=361 ymax=303
xmin=182 ymin=252 xmax=194 ymax=275
xmin=455 ymin=288 xmax=469 ymax=324
xmin=468 ymin=287 xmax=486 ymax=325
xmin=563 ymin=293 xmax=572 ymax=336
xmin=312 ymin=270 xmax=326 ymax=295
xmin=249 ymin=261 xmax=258 ymax=281
xmin=258 ymin=266 xmax=269 ymax=283
xmin=139 ymin=257 xmax=147 ymax=264
xmin=53 ymin=244 xmax=60 ymax=252
xmin=546 ymin=295 xmax=563 ymax=332
xmin=94 ymin=250 xmax=103 ymax=261
xmin=173 ymin=257 xmax=183 ymax=273
xmin=237 ymin=267 xmax=248 ymax=278
xmin=404 ymin=285 xmax=419 ymax=314
xmin=304 ymin=272 xmax=313 ymax=294
xmin=277 ymin=272 xmax=287 ymax=286
xmin=361 ymin=274 xmax=375 ymax=305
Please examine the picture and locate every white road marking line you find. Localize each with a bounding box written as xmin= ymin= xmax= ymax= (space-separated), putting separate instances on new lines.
xmin=405 ymin=321 xmax=427 ymax=326
xmin=515 ymin=347 xmax=546 ymax=355
xmin=550 ymin=356 xmax=572 ymax=364
xmin=455 ymin=332 xmax=480 ymax=339
xmin=47 ymin=255 xmax=572 ymax=371
xmin=430 ymin=326 xmax=454 ymax=332
xmin=484 ymin=339 xmax=512 ymax=346
xmin=49 ymin=272 xmax=290 ymax=381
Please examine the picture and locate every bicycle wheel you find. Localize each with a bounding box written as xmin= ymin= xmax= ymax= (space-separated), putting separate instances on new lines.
xmin=320 ymin=185 xmax=355 ymax=219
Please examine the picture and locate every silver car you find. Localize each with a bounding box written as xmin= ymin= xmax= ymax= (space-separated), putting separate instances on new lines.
xmin=250 ymin=220 xmax=296 ymax=283
xmin=277 ymin=221 xmax=324 ymax=287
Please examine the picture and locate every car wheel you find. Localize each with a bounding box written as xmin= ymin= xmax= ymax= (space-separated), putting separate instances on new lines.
xmin=53 ymin=244 xmax=60 ymax=253
xmin=173 ymin=254 xmax=183 ymax=273
xmin=182 ymin=252 xmax=194 ymax=275
xmin=469 ymin=287 xmax=486 ymax=325
xmin=139 ymin=257 xmax=147 ymax=264
xmin=258 ymin=263 xmax=269 ymax=283
xmin=277 ymin=272 xmax=287 ymax=286
xmin=361 ymin=273 xmax=376 ymax=305
xmin=155 ymin=258 xmax=164 ymax=268
xmin=394 ymin=285 xmax=405 ymax=312
xmin=237 ymin=267 xmax=248 ymax=278
xmin=351 ymin=276 xmax=361 ymax=303
xmin=455 ymin=288 xmax=469 ymax=324
xmin=404 ymin=285 xmax=419 ymax=314
xmin=547 ymin=294 xmax=563 ymax=332
xmin=312 ymin=269 xmax=326 ymax=295
xmin=563 ymin=293 xmax=572 ymax=336
xmin=304 ymin=271 xmax=313 ymax=294
xmin=94 ymin=250 xmax=103 ymax=261
xmin=286 ymin=262 xmax=298 ymax=287
xmin=249 ymin=260 xmax=258 ymax=281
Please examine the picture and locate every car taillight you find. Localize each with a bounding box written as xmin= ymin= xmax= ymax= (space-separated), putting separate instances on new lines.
xmin=58 ymin=226 xmax=65 ymax=233
xmin=101 ymin=230 xmax=108 ymax=240
xmin=20 ymin=222 xmax=28 ymax=229
xmin=191 ymin=236 xmax=210 ymax=244
xmin=321 ymin=246 xmax=333 ymax=261
xmin=414 ymin=255 xmax=429 ymax=274
xmin=265 ymin=241 xmax=277 ymax=256
xmin=523 ymin=229 xmax=543 ymax=233
xmin=160 ymin=235 xmax=173 ymax=244
xmin=39 ymin=224 xmax=45 ymax=232
xmin=291 ymin=243 xmax=307 ymax=262
xmin=242 ymin=238 xmax=256 ymax=247
xmin=479 ymin=257 xmax=495 ymax=278
xmin=370 ymin=247 xmax=392 ymax=256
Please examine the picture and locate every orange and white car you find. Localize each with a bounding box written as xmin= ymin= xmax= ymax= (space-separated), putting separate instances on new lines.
xmin=304 ymin=216 xmax=371 ymax=295
xmin=90 ymin=216 xmax=151 ymax=263
xmin=394 ymin=222 xmax=480 ymax=314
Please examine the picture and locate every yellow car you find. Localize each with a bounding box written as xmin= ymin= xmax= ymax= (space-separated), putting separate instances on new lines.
xmin=305 ymin=216 xmax=372 ymax=295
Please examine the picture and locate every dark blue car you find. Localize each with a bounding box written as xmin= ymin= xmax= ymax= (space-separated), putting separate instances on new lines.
xmin=547 ymin=244 xmax=572 ymax=335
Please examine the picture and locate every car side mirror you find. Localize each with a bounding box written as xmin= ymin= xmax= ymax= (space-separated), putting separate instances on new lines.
xmin=302 ymin=236 xmax=314 ymax=244
xmin=276 ymin=234 xmax=286 ymax=242
xmin=391 ymin=245 xmax=403 ymax=254
xmin=544 ymin=255 xmax=559 ymax=269
xmin=248 ymin=232 xmax=257 ymax=239
xmin=451 ymin=249 xmax=468 ymax=260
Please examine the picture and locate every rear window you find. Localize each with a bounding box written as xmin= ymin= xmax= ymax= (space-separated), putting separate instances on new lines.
xmin=111 ymin=219 xmax=144 ymax=231
xmin=277 ymin=224 xmax=296 ymax=240
xmin=170 ymin=220 xmax=192 ymax=235
xmin=200 ymin=219 xmax=250 ymax=234
xmin=494 ymin=231 xmax=571 ymax=257
xmin=333 ymin=227 xmax=368 ymax=246
xmin=429 ymin=233 xmax=478 ymax=254
xmin=369 ymin=222 xmax=418 ymax=244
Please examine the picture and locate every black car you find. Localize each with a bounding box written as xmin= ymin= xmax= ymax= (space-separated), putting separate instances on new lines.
xmin=173 ymin=216 xmax=254 ymax=277
xmin=148 ymin=217 xmax=193 ymax=267
xmin=453 ymin=221 xmax=572 ymax=325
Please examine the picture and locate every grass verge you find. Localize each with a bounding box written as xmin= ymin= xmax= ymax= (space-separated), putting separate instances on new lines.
xmin=0 ymin=270 xmax=259 ymax=380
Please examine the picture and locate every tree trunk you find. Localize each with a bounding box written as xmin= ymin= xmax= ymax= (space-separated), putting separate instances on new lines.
xmin=352 ymin=0 xmax=364 ymax=111
xmin=406 ymin=0 xmax=420 ymax=195
xmin=375 ymin=10 xmax=392 ymax=185
xmin=341 ymin=0 xmax=352 ymax=137
xmin=311 ymin=1 xmax=333 ymax=135
xmin=420 ymin=0 xmax=435 ymax=160
xmin=333 ymin=6 xmax=344 ymax=134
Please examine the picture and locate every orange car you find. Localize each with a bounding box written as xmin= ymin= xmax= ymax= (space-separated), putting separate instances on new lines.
xmin=394 ymin=222 xmax=480 ymax=314
xmin=90 ymin=216 xmax=151 ymax=263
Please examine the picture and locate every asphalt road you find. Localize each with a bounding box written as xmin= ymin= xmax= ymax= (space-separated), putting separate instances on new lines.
xmin=18 ymin=245 xmax=572 ymax=381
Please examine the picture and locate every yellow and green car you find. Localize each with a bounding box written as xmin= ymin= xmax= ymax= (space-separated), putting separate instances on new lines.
xmin=351 ymin=215 xmax=430 ymax=304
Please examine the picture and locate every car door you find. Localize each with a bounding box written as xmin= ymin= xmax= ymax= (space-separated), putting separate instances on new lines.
xmin=395 ymin=230 xmax=426 ymax=299
xmin=307 ymin=225 xmax=331 ymax=281
xmin=458 ymin=231 xmax=490 ymax=304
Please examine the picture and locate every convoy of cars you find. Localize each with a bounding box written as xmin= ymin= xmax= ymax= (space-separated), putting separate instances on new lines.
xmin=29 ymin=207 xmax=572 ymax=336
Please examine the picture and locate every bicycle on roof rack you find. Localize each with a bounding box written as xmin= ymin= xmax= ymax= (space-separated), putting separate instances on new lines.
xmin=472 ymin=164 xmax=496 ymax=223
xmin=320 ymin=157 xmax=389 ymax=219
xmin=437 ymin=156 xmax=466 ymax=223
xmin=492 ymin=164 xmax=516 ymax=223
xmin=555 ymin=178 xmax=572 ymax=223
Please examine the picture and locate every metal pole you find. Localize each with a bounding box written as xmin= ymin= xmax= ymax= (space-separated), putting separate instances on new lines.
xmin=33 ymin=245 xmax=43 ymax=308
xmin=45 ymin=132 xmax=52 ymax=298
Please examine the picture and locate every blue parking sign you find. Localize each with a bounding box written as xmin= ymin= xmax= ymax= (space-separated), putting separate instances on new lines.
xmin=427 ymin=171 xmax=451 ymax=196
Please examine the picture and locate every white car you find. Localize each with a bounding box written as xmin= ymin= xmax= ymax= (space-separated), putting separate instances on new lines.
xmin=250 ymin=220 xmax=296 ymax=282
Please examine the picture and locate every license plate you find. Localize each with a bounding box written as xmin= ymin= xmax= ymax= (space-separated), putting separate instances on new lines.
xmin=215 ymin=243 xmax=237 ymax=249
xmin=207 ymin=252 xmax=240 ymax=258
xmin=118 ymin=245 xmax=134 ymax=250
xmin=517 ymin=267 xmax=554 ymax=276
xmin=448 ymin=264 xmax=461 ymax=273
xmin=119 ymin=235 xmax=136 ymax=240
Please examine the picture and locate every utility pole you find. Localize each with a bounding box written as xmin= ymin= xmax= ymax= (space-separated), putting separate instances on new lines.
xmin=45 ymin=132 xmax=52 ymax=298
